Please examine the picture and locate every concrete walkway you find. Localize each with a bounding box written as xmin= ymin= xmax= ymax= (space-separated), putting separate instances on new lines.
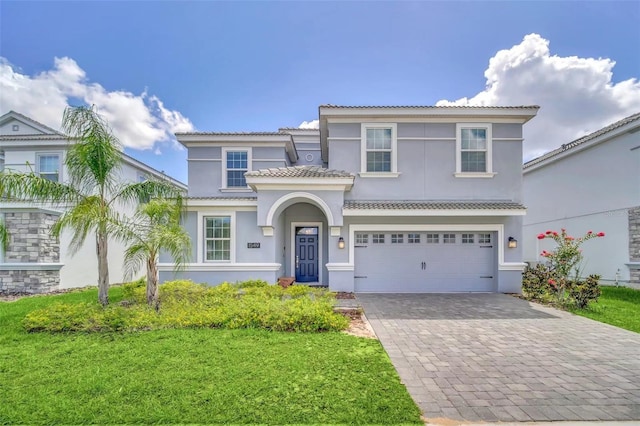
xmin=358 ymin=293 xmax=640 ymax=423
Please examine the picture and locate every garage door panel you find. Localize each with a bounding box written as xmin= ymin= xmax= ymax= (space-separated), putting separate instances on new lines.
xmin=354 ymin=231 xmax=495 ymax=293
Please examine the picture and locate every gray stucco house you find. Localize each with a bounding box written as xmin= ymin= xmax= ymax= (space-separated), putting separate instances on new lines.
xmin=523 ymin=113 xmax=640 ymax=288
xmin=160 ymin=105 xmax=539 ymax=293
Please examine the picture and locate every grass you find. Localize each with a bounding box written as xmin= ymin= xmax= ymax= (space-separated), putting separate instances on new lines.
xmin=0 ymin=287 xmax=422 ymax=425
xmin=571 ymin=285 xmax=640 ymax=333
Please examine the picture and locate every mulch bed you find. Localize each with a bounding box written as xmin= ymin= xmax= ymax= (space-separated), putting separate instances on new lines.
xmin=335 ymin=292 xmax=356 ymax=299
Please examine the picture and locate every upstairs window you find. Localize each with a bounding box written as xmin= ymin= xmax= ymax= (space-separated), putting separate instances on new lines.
xmin=456 ymin=123 xmax=494 ymax=177
xmin=223 ymin=148 xmax=251 ymax=189
xmin=360 ymin=123 xmax=398 ymax=176
xmin=37 ymin=154 xmax=60 ymax=182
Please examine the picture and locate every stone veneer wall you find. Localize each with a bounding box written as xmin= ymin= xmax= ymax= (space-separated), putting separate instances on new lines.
xmin=630 ymin=206 xmax=640 ymax=287
xmin=0 ymin=212 xmax=61 ymax=294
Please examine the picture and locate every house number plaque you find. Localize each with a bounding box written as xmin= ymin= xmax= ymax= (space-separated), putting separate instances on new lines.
xmin=247 ymin=243 xmax=261 ymax=248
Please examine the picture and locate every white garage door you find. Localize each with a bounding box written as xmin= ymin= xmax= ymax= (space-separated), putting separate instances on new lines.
xmin=354 ymin=231 xmax=496 ymax=292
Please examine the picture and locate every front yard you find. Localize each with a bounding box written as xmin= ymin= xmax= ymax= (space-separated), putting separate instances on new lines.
xmin=571 ymin=285 xmax=640 ymax=333
xmin=0 ymin=287 xmax=422 ymax=425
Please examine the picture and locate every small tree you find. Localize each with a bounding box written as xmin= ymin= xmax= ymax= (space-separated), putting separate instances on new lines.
xmin=120 ymin=198 xmax=191 ymax=310
xmin=535 ymin=228 xmax=605 ymax=304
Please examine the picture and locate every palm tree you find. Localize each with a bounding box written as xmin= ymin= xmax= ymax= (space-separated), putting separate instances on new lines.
xmin=0 ymin=106 xmax=184 ymax=305
xmin=119 ymin=198 xmax=191 ymax=310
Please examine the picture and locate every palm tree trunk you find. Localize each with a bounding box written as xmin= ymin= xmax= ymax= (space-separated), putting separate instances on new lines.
xmin=96 ymin=232 xmax=109 ymax=306
xmin=146 ymin=258 xmax=160 ymax=311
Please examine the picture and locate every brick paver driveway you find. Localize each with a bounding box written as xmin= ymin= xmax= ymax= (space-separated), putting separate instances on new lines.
xmin=358 ymin=293 xmax=640 ymax=422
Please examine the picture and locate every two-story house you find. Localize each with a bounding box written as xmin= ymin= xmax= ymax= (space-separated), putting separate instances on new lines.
xmin=0 ymin=111 xmax=188 ymax=293
xmin=160 ymin=105 xmax=538 ymax=293
xmin=523 ymin=113 xmax=640 ymax=288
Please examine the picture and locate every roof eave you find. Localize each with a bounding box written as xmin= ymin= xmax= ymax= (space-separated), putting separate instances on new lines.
xmin=342 ymin=208 xmax=526 ymax=217
xmin=524 ymin=117 xmax=640 ymax=173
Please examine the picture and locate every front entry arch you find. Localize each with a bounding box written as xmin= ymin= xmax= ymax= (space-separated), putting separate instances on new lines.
xmin=266 ymin=192 xmax=336 ymax=227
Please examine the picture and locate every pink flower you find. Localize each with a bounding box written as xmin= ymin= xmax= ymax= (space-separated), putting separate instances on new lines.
xmin=587 ymin=230 xmax=593 ymax=235
xmin=565 ymin=236 xmax=574 ymax=241
xmin=537 ymin=233 xmax=545 ymax=240
xmin=545 ymin=230 xmax=552 ymax=235
xmin=548 ymin=279 xmax=557 ymax=287
xmin=561 ymin=228 xmax=566 ymax=232
xmin=553 ymin=232 xmax=558 ymax=236
xmin=597 ymin=232 xmax=605 ymax=237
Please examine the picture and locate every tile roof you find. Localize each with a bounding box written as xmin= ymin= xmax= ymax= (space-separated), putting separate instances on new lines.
xmin=278 ymin=127 xmax=319 ymax=131
xmin=343 ymin=200 xmax=526 ymax=210
xmin=0 ymin=134 xmax=68 ymax=141
xmin=175 ymin=131 xmax=286 ymax=136
xmin=320 ymin=104 xmax=540 ymax=109
xmin=245 ymin=166 xmax=354 ymax=178
xmin=524 ymin=112 xmax=640 ymax=169
xmin=186 ymin=196 xmax=257 ymax=200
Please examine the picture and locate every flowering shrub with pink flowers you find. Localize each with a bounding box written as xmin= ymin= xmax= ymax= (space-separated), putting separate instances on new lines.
xmin=523 ymin=229 xmax=605 ymax=308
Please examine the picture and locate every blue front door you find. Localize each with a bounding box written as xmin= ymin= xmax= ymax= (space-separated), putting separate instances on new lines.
xmin=295 ymin=227 xmax=319 ymax=282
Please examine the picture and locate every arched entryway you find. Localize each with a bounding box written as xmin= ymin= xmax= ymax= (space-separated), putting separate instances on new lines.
xmin=276 ymin=202 xmax=329 ymax=285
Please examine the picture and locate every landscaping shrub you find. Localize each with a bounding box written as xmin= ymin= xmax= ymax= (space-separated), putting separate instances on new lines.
xmin=236 ymin=279 xmax=270 ymax=288
xmin=23 ymin=280 xmax=349 ymax=333
xmin=522 ymin=263 xmax=555 ymax=302
xmin=569 ymin=274 xmax=602 ymax=309
xmin=522 ymin=228 xmax=605 ymax=309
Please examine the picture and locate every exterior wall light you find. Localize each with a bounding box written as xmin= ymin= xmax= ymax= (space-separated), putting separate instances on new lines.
xmin=338 ymin=237 xmax=345 ymax=249
xmin=508 ymin=237 xmax=517 ymax=248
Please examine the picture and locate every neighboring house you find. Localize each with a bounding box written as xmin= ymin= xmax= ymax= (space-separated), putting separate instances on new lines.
xmin=523 ymin=113 xmax=640 ymax=288
xmin=160 ymin=105 xmax=539 ymax=293
xmin=0 ymin=111 xmax=187 ymax=293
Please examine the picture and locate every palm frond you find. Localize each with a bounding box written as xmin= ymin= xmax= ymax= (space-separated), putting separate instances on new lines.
xmin=112 ymin=178 xmax=184 ymax=210
xmin=51 ymin=196 xmax=104 ymax=254
xmin=62 ymin=106 xmax=122 ymax=193
xmin=0 ymin=170 xmax=82 ymax=206
xmin=123 ymin=243 xmax=150 ymax=281
xmin=119 ymin=198 xmax=192 ymax=276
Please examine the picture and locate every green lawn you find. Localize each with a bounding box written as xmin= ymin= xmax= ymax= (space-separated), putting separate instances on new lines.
xmin=571 ymin=285 xmax=640 ymax=333
xmin=0 ymin=287 xmax=421 ymax=425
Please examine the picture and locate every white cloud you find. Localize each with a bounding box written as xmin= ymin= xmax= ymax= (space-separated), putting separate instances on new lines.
xmin=298 ymin=119 xmax=319 ymax=129
xmin=0 ymin=57 xmax=194 ymax=151
xmin=437 ymin=34 xmax=640 ymax=160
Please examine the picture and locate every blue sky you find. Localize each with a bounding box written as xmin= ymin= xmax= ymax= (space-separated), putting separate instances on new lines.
xmin=1 ymin=1 xmax=639 ymax=183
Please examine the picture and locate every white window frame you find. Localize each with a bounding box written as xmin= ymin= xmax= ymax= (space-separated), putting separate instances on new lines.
xmin=198 ymin=211 xmax=236 ymax=263
xmin=408 ymin=233 xmax=421 ymax=244
xmin=360 ymin=123 xmax=399 ymax=177
xmin=391 ymin=233 xmax=404 ymax=244
xmin=221 ymin=147 xmax=252 ymax=191
xmin=478 ymin=233 xmax=492 ymax=244
xmin=355 ymin=233 xmax=369 ymax=244
xmin=455 ymin=123 xmax=495 ymax=178
xmin=372 ymin=233 xmax=385 ymax=244
xmin=36 ymin=152 xmax=61 ymax=182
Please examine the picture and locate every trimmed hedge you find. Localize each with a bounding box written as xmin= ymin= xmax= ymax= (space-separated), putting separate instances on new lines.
xmin=23 ymin=280 xmax=349 ymax=333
